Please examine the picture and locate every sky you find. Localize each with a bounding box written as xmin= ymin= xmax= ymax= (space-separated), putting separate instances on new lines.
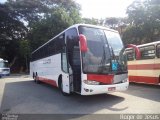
xmin=0 ymin=0 xmax=6 ymax=3
xmin=75 ymin=0 xmax=135 ymax=19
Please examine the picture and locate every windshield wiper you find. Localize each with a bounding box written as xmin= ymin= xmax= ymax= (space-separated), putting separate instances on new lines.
xmin=110 ymin=46 xmax=128 ymax=73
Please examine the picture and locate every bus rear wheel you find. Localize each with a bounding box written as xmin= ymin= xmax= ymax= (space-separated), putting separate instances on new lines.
xmin=33 ymin=73 xmax=36 ymax=82
xmin=34 ymin=72 xmax=40 ymax=84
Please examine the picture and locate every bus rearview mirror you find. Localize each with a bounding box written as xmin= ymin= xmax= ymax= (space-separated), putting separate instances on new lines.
xmin=79 ymin=34 xmax=88 ymax=52
xmin=127 ymin=44 xmax=141 ymax=60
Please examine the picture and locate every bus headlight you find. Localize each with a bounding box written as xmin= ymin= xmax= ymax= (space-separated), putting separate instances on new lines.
xmin=83 ymin=80 xmax=100 ymax=85
xmin=122 ymin=78 xmax=128 ymax=83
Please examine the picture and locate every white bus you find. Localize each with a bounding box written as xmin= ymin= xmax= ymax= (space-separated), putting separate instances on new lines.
xmin=0 ymin=58 xmax=10 ymax=78
xmin=30 ymin=24 xmax=129 ymax=95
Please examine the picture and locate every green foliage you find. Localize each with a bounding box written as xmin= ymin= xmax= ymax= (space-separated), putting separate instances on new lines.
xmin=19 ymin=40 xmax=30 ymax=72
xmin=0 ymin=3 xmax=27 ymax=61
xmin=28 ymin=7 xmax=81 ymax=51
xmin=82 ymin=18 xmax=99 ymax=25
xmin=105 ymin=17 xmax=119 ymax=28
xmin=19 ymin=40 xmax=30 ymax=58
xmin=123 ymin=0 xmax=160 ymax=45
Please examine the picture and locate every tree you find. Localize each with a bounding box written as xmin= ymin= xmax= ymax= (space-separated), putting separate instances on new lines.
xmin=105 ymin=17 xmax=119 ymax=28
xmin=19 ymin=40 xmax=30 ymax=72
xmin=5 ymin=0 xmax=81 ymax=27
xmin=82 ymin=18 xmax=99 ymax=25
xmin=0 ymin=3 xmax=27 ymax=66
xmin=28 ymin=6 xmax=81 ymax=51
xmin=123 ymin=0 xmax=160 ymax=45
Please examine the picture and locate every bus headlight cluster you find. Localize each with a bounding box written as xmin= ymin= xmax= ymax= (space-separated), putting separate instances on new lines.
xmin=83 ymin=80 xmax=100 ymax=85
xmin=122 ymin=78 xmax=128 ymax=83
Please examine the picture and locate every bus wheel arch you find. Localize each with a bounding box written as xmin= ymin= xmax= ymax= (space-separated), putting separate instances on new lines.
xmin=58 ymin=74 xmax=62 ymax=88
xmin=36 ymin=72 xmax=38 ymax=76
xmin=33 ymin=72 xmax=35 ymax=79
xmin=58 ymin=74 xmax=70 ymax=96
xmin=35 ymin=72 xmax=40 ymax=84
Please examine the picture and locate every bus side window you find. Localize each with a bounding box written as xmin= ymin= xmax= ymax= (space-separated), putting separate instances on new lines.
xmin=61 ymin=47 xmax=69 ymax=73
xmin=156 ymin=44 xmax=160 ymax=58
xmin=125 ymin=49 xmax=134 ymax=61
xmin=140 ymin=45 xmax=155 ymax=60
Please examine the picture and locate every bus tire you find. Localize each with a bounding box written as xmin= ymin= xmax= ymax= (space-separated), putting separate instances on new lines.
xmin=58 ymin=76 xmax=70 ymax=96
xmin=33 ymin=72 xmax=36 ymax=82
xmin=35 ymin=72 xmax=41 ymax=84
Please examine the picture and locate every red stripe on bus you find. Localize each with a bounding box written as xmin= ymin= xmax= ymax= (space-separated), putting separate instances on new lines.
xmin=129 ymin=76 xmax=159 ymax=85
xmin=87 ymin=74 xmax=114 ymax=84
xmin=128 ymin=63 xmax=160 ymax=70
xmin=37 ymin=77 xmax=57 ymax=87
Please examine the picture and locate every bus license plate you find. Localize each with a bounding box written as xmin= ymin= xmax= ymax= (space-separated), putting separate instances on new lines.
xmin=108 ymin=87 xmax=116 ymax=91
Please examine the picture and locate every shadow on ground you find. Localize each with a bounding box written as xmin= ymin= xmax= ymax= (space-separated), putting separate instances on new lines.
xmin=122 ymin=82 xmax=160 ymax=102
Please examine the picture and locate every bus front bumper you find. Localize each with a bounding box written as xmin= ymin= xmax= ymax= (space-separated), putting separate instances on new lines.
xmin=81 ymin=81 xmax=129 ymax=95
xmin=0 ymin=72 xmax=10 ymax=77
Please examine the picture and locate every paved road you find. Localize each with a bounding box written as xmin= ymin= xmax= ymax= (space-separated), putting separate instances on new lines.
xmin=0 ymin=75 xmax=160 ymax=114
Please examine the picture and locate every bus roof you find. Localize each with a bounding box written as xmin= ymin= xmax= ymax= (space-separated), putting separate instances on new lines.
xmin=0 ymin=58 xmax=3 ymax=61
xmin=0 ymin=58 xmax=8 ymax=62
xmin=31 ymin=24 xmax=118 ymax=54
xmin=137 ymin=41 xmax=160 ymax=48
xmin=0 ymin=58 xmax=7 ymax=62
xmin=125 ymin=41 xmax=160 ymax=51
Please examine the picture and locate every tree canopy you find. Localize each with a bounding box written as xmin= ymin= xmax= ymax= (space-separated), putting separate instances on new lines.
xmin=123 ymin=0 xmax=160 ymax=44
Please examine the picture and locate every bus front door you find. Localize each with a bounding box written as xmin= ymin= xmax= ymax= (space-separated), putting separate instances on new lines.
xmin=61 ymin=49 xmax=70 ymax=94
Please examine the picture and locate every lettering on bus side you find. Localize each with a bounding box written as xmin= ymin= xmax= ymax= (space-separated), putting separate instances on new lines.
xmin=43 ymin=59 xmax=51 ymax=64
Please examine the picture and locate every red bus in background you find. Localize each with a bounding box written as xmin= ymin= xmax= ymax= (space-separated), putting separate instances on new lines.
xmin=125 ymin=41 xmax=160 ymax=85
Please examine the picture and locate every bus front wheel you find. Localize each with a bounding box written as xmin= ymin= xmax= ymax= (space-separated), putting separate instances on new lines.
xmin=58 ymin=78 xmax=70 ymax=96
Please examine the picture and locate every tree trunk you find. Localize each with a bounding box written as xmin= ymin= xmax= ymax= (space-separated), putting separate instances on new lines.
xmin=25 ymin=56 xmax=29 ymax=73
xmin=9 ymin=56 xmax=17 ymax=68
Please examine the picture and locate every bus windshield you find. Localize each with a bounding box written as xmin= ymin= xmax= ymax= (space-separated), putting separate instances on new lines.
xmin=79 ymin=26 xmax=127 ymax=74
xmin=104 ymin=30 xmax=123 ymax=56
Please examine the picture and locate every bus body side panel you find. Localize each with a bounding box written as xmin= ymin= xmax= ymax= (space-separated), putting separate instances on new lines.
xmin=128 ymin=59 xmax=160 ymax=85
xmin=128 ymin=60 xmax=138 ymax=83
xmin=30 ymin=54 xmax=63 ymax=87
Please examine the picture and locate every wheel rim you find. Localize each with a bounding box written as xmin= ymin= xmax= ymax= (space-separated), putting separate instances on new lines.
xmin=61 ymin=82 xmax=63 ymax=92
